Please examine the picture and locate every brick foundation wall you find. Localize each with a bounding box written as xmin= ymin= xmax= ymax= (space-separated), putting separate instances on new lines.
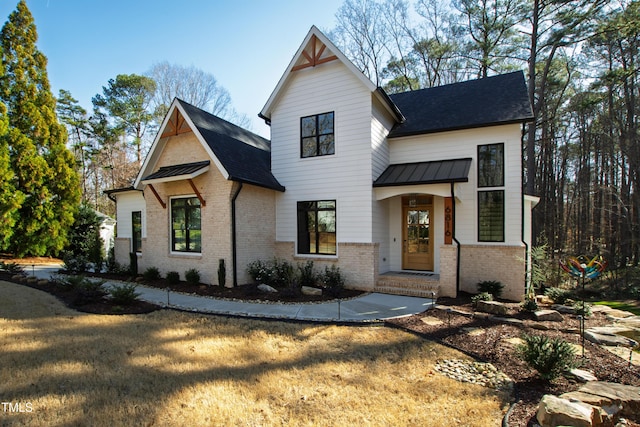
xmin=438 ymin=245 xmax=457 ymax=298
xmin=459 ymin=244 xmax=526 ymax=301
xmin=274 ymin=241 xmax=379 ymax=291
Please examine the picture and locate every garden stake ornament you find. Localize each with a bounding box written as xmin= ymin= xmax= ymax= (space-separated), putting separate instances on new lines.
xmin=559 ymin=255 xmax=608 ymax=358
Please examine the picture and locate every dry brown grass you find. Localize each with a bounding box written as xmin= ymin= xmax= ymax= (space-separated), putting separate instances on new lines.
xmin=0 ymin=281 xmax=509 ymax=426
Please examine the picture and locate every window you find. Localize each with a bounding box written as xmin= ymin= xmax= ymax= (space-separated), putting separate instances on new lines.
xmin=171 ymin=197 xmax=202 ymax=253
xmin=301 ymin=112 xmax=334 ymax=158
xmin=478 ymin=191 xmax=504 ymax=242
xmin=478 ymin=143 xmax=504 ymax=187
xmin=297 ymin=200 xmax=336 ymax=255
xmin=132 ymin=211 xmax=142 ymax=253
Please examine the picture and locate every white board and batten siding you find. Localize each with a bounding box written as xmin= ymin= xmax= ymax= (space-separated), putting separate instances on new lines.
xmin=271 ymin=61 xmax=380 ymax=245
xmin=114 ymin=190 xmax=145 ymax=241
xmin=388 ymin=124 xmax=524 ymax=246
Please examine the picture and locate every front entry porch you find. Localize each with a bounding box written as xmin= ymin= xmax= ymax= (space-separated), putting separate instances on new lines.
xmin=375 ymin=271 xmax=440 ymax=298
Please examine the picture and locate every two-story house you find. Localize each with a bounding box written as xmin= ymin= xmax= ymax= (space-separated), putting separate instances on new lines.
xmin=107 ymin=26 xmax=536 ymax=301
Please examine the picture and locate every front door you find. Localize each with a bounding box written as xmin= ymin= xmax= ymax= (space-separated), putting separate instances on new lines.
xmin=402 ymin=198 xmax=434 ymax=271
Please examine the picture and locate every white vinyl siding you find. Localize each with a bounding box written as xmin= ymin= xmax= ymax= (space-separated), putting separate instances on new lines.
xmin=387 ymin=124 xmax=523 ymax=246
xmin=272 ymin=61 xmax=376 ymax=245
xmin=115 ymin=191 xmax=146 ymax=240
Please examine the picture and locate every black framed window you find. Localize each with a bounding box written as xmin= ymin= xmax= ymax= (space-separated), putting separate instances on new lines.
xmin=478 ymin=143 xmax=504 ymax=187
xmin=301 ymin=112 xmax=334 ymax=158
xmin=171 ymin=197 xmax=202 ymax=253
xmin=132 ymin=211 xmax=142 ymax=253
xmin=297 ymin=200 xmax=336 ymax=255
xmin=478 ymin=190 xmax=504 ymax=242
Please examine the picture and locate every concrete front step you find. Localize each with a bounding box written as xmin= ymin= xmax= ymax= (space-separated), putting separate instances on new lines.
xmin=374 ymin=285 xmax=440 ymax=299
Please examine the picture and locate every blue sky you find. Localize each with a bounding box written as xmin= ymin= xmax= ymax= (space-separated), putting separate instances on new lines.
xmin=0 ymin=0 xmax=346 ymax=137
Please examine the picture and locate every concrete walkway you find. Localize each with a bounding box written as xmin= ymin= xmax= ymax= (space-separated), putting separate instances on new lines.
xmin=27 ymin=264 xmax=434 ymax=323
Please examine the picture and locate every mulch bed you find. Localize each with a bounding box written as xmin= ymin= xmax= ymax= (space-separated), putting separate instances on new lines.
xmin=387 ymin=294 xmax=640 ymax=426
xmin=2 ymin=265 xmax=639 ymax=425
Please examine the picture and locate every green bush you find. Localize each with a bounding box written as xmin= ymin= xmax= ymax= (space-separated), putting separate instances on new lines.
xmin=62 ymin=252 xmax=90 ymax=273
xmin=477 ymin=280 xmax=504 ymax=298
xmin=143 ymin=267 xmax=161 ymax=281
xmin=0 ymin=262 xmax=24 ymax=274
xmin=166 ymin=271 xmax=180 ymax=285
xmin=516 ymin=334 xmax=578 ymax=381
xmin=297 ymin=261 xmax=317 ymax=288
xmin=544 ymin=287 xmax=572 ymax=305
xmin=471 ymin=291 xmax=493 ymax=308
xmin=321 ymin=265 xmax=345 ymax=297
xmin=520 ymin=297 xmax=539 ymax=313
xmin=108 ymin=283 xmax=140 ymax=305
xmin=246 ymin=259 xmax=295 ymax=289
xmin=63 ymin=277 xmax=106 ymax=305
xmin=185 ymin=268 xmax=200 ymax=285
xmin=573 ymin=301 xmax=592 ymax=317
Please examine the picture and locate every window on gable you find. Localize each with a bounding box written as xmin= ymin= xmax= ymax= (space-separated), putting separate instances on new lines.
xmin=478 ymin=143 xmax=504 ymax=187
xmin=171 ymin=197 xmax=202 ymax=253
xmin=297 ymin=200 xmax=336 ymax=255
xmin=301 ymin=112 xmax=334 ymax=158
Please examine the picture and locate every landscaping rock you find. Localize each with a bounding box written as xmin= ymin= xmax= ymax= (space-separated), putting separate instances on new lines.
xmin=604 ymin=309 xmax=635 ymax=319
xmin=578 ymin=381 xmax=640 ymax=419
xmin=616 ymin=317 xmax=640 ymax=328
xmin=257 ymin=284 xmax=278 ymax=294
xmin=535 ymin=309 xmax=564 ymax=322
xmin=536 ymin=394 xmax=597 ymax=427
xmin=536 ymin=295 xmax=554 ymax=305
xmin=568 ymin=368 xmax=598 ymax=383
xmin=584 ymin=327 xmax=638 ymax=347
xmin=476 ymin=300 xmax=508 ymax=316
xmin=551 ymin=304 xmax=576 ymax=314
xmin=301 ymin=286 xmax=322 ymax=296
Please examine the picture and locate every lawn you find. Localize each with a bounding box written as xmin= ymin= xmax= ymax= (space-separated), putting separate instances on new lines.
xmin=0 ymin=281 xmax=509 ymax=426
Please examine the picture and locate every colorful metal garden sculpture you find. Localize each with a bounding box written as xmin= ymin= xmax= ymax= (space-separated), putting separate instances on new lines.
xmin=559 ymin=255 xmax=608 ymax=279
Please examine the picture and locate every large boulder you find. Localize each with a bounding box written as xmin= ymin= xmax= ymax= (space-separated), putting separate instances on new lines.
xmin=536 ymin=394 xmax=597 ymax=427
xmin=576 ymin=381 xmax=640 ymax=419
xmin=535 ymin=309 xmax=564 ymax=322
xmin=584 ymin=327 xmax=638 ymax=347
xmin=301 ymin=286 xmax=322 ymax=296
xmin=257 ymin=284 xmax=278 ymax=294
xmin=475 ymin=300 xmax=508 ymax=316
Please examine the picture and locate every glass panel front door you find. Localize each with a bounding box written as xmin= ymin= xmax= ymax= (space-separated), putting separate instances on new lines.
xmin=402 ymin=204 xmax=434 ymax=270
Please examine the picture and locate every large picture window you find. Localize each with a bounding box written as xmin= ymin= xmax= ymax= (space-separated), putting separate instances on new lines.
xmin=478 ymin=190 xmax=504 ymax=242
xmin=301 ymin=112 xmax=334 ymax=158
xmin=171 ymin=197 xmax=202 ymax=253
xmin=297 ymin=200 xmax=336 ymax=255
xmin=478 ymin=143 xmax=504 ymax=187
xmin=132 ymin=211 xmax=142 ymax=253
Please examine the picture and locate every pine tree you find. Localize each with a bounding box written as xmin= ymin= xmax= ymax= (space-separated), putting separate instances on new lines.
xmin=0 ymin=0 xmax=80 ymax=256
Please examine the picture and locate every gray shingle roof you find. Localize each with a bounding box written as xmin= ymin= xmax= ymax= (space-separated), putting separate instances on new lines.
xmin=388 ymin=71 xmax=533 ymax=138
xmin=374 ymin=158 xmax=472 ymax=187
xmin=177 ymin=100 xmax=285 ymax=192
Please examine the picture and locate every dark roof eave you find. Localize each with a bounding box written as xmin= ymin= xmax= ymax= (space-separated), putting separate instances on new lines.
xmin=104 ymin=186 xmax=140 ymax=195
xmin=229 ymin=175 xmax=285 ymax=192
xmin=389 ymin=117 xmax=534 ymax=139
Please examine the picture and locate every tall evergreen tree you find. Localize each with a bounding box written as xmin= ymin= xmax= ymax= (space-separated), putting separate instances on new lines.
xmin=0 ymin=0 xmax=80 ymax=256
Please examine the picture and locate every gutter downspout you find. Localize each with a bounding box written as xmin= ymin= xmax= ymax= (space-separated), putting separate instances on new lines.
xmin=231 ymin=183 xmax=243 ymax=287
xmin=451 ymin=182 xmax=461 ymax=295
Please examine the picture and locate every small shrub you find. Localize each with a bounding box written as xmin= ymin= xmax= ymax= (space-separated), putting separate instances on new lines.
xmin=471 ymin=291 xmax=493 ymax=308
xmin=0 ymin=262 xmax=24 ymax=274
xmin=185 ymin=268 xmax=200 ymax=285
xmin=246 ymin=259 xmax=295 ymax=289
xmin=62 ymin=252 xmax=90 ymax=273
xmin=544 ymin=287 xmax=572 ymax=305
xmin=73 ymin=278 xmax=107 ymax=305
xmin=573 ymin=301 xmax=592 ymax=317
xmin=297 ymin=261 xmax=317 ymax=288
xmin=247 ymin=260 xmax=273 ymax=285
xmin=57 ymin=274 xmax=87 ymax=290
xmin=516 ymin=334 xmax=578 ymax=381
xmin=108 ymin=283 xmax=140 ymax=305
xmin=166 ymin=271 xmax=180 ymax=285
xmin=321 ymin=265 xmax=345 ymax=297
xmin=477 ymin=280 xmax=504 ymax=298
xmin=218 ymin=259 xmax=226 ymax=287
xmin=143 ymin=267 xmax=161 ymax=281
xmin=520 ymin=298 xmax=539 ymax=313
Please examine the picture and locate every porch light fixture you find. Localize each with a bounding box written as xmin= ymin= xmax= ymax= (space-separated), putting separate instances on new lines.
xmin=409 ymin=194 xmax=417 ymax=207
